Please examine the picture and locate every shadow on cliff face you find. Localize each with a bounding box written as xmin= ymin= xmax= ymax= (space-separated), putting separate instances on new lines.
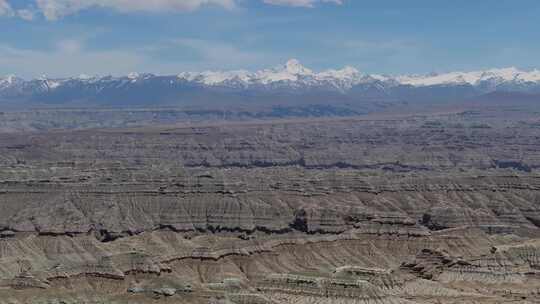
xmin=290 ymin=209 xmax=308 ymax=233
xmin=420 ymin=213 xmax=449 ymax=231
xmin=494 ymin=160 xmax=531 ymax=172
xmin=525 ymin=216 xmax=540 ymax=228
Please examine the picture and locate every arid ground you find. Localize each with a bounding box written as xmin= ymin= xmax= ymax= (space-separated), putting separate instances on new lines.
xmin=0 ymin=107 xmax=540 ymax=304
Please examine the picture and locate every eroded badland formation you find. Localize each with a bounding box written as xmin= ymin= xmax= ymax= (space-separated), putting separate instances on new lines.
xmin=1 ymin=107 xmax=540 ymax=304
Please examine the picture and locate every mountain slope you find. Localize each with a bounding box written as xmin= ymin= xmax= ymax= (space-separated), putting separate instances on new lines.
xmin=1 ymin=60 xmax=540 ymax=108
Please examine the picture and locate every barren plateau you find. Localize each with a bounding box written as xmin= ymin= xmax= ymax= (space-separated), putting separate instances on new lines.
xmin=0 ymin=108 xmax=540 ymax=304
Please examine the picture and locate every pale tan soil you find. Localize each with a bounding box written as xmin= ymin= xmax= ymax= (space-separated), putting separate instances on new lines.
xmin=0 ymin=113 xmax=540 ymax=303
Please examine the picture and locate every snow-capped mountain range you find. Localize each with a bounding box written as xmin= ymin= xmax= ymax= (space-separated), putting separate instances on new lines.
xmin=178 ymin=60 xmax=540 ymax=89
xmin=398 ymin=67 xmax=540 ymax=87
xmin=177 ymin=59 xmax=370 ymax=89
xmin=1 ymin=59 xmax=540 ymax=108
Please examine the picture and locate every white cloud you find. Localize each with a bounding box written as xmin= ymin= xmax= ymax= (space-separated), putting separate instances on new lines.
xmin=16 ymin=9 xmax=35 ymax=20
xmin=0 ymin=0 xmax=13 ymax=16
xmin=2 ymin=0 xmax=341 ymax=20
xmin=263 ymin=0 xmax=342 ymax=7
xmin=34 ymin=0 xmax=237 ymax=20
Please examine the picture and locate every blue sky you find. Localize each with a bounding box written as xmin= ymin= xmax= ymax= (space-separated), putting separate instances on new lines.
xmin=0 ymin=0 xmax=539 ymax=78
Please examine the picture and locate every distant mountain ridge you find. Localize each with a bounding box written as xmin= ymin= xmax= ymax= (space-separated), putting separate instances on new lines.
xmin=1 ymin=59 xmax=540 ymax=108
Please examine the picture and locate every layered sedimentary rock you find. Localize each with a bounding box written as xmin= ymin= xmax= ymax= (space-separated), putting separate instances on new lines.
xmin=0 ymin=113 xmax=539 ymax=303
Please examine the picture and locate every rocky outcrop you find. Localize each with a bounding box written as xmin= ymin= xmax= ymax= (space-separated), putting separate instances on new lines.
xmin=0 ymin=116 xmax=540 ymax=303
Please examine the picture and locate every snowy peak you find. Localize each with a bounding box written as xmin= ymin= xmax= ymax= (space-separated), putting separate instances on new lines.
xmin=398 ymin=67 xmax=540 ymax=87
xmin=178 ymin=70 xmax=251 ymax=86
xmin=0 ymin=75 xmax=22 ymax=88
xmin=177 ymin=59 xmax=361 ymax=89
xmin=127 ymin=72 xmax=140 ymax=80
xmin=254 ymin=59 xmax=314 ymax=84
xmin=318 ymin=66 xmax=359 ymax=80
xmin=284 ymin=59 xmax=313 ymax=75
xmin=3 ymin=62 xmax=540 ymax=96
xmin=1 ymin=62 xmax=540 ymax=109
xmin=176 ymin=60 xmax=540 ymax=90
